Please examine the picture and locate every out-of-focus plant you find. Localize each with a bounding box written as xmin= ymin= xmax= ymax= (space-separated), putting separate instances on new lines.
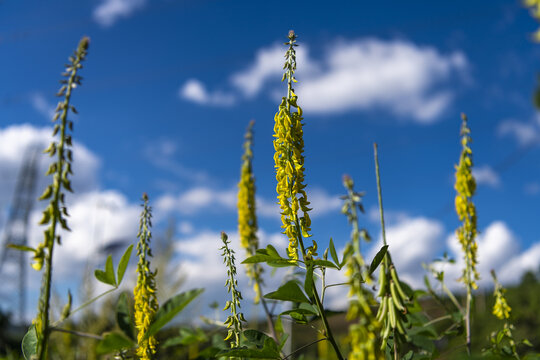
xmin=454 ymin=113 xmax=479 ymax=354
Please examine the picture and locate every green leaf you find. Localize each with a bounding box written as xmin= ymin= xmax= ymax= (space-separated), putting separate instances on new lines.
xmin=116 ymin=292 xmax=134 ymax=340
xmin=329 ymin=238 xmax=340 ymax=268
xmin=242 ymin=329 xmax=272 ymax=348
xmin=96 ymin=332 xmax=134 ymax=355
xmin=94 ymin=255 xmax=117 ymax=287
xmin=116 ymin=244 xmax=133 ymax=285
xmin=105 ymin=255 xmax=116 ymax=286
xmin=242 ymin=254 xmax=273 ymax=264
xmin=21 ymin=325 xmax=37 ymax=360
xmin=217 ymin=338 xmax=280 ymax=359
xmin=264 ymin=280 xmax=310 ymax=304
xmin=312 ymin=259 xmax=338 ymax=269
xmin=145 ymin=288 xmax=204 ymax=340
xmin=7 ymin=244 xmax=35 ymax=253
xmin=369 ymin=245 xmax=388 ymax=275
xmin=267 ymin=259 xmax=297 ymax=267
xmin=265 ymin=244 xmax=282 ymax=258
xmin=280 ymin=308 xmax=318 ymax=324
xmin=304 ymin=264 xmax=314 ymax=296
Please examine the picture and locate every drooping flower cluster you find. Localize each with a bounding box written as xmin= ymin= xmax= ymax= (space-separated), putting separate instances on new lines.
xmin=273 ymin=30 xmax=312 ymax=260
xmin=134 ymin=193 xmax=158 ymax=360
xmin=454 ymin=113 xmax=479 ymax=290
xmin=491 ymin=270 xmax=511 ymax=320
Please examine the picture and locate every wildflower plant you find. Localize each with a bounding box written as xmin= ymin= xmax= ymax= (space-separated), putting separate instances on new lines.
xmin=373 ymin=143 xmax=410 ymax=356
xmin=134 ymin=193 xmax=159 ymax=360
xmin=30 ymin=36 xmax=89 ymax=360
xmin=341 ymin=175 xmax=383 ymax=360
xmin=238 ymin=120 xmax=263 ymax=302
xmin=220 ymin=232 xmax=246 ymax=349
xmin=454 ymin=113 xmax=479 ymax=352
xmin=273 ymin=30 xmax=312 ymax=261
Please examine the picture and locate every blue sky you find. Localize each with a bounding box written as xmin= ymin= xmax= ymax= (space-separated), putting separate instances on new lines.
xmin=2 ymin=0 xmax=540 ymax=320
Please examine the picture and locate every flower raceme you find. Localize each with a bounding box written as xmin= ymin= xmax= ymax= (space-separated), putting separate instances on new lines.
xmin=134 ymin=193 xmax=158 ymax=360
xmin=491 ymin=270 xmax=512 ymax=320
xmin=273 ymin=30 xmax=312 ymax=260
xmin=237 ymin=120 xmax=263 ymax=302
xmin=454 ymin=113 xmax=479 ymax=290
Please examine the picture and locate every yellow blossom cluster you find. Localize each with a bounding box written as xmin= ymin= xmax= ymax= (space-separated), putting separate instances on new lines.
xmin=237 ymin=120 xmax=263 ymax=302
xmin=134 ymin=194 xmax=158 ymax=360
xmin=454 ymin=113 xmax=479 ymax=290
xmin=273 ymin=30 xmax=312 ymax=260
xmin=491 ymin=271 xmax=512 ymax=320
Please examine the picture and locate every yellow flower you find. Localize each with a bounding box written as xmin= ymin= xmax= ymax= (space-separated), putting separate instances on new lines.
xmin=134 ymin=193 xmax=158 ymax=360
xmin=454 ymin=113 xmax=479 ymax=290
xmin=237 ymin=120 xmax=264 ymax=303
xmin=491 ymin=270 xmax=512 ymax=320
xmin=273 ymin=31 xmax=312 ymax=260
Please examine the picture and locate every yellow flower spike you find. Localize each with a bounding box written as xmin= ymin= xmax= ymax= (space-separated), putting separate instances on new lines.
xmin=273 ymin=31 xmax=313 ymax=260
xmin=491 ymin=270 xmax=512 ymax=320
xmin=134 ymin=193 xmax=158 ymax=360
xmin=237 ymin=120 xmax=264 ymax=304
xmin=454 ymin=113 xmax=480 ymax=352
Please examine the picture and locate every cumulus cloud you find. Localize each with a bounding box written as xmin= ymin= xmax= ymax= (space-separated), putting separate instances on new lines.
xmin=179 ymin=79 xmax=236 ymax=106
xmin=472 ymin=165 xmax=500 ymax=188
xmin=30 ymin=93 xmax=56 ymax=120
xmin=182 ymin=38 xmax=467 ymax=122
xmin=93 ymin=0 xmax=146 ymax=27
xmin=0 ymin=124 xmax=100 ymax=208
xmin=498 ymin=116 xmax=540 ymax=146
xmin=368 ymin=216 xmax=445 ymax=288
xmin=172 ymin=229 xmax=290 ymax=318
xmin=442 ymin=221 xmax=540 ymax=289
xmin=155 ymin=186 xmax=342 ymax=219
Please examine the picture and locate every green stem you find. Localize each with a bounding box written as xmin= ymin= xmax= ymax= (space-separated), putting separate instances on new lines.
xmin=293 ymin=219 xmax=344 ymax=360
xmin=38 ymin=55 xmax=79 ymax=360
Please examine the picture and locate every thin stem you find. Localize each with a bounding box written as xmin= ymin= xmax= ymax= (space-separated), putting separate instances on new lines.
xmin=283 ymin=337 xmax=327 ymax=360
xmin=293 ymin=220 xmax=344 ymax=360
xmin=374 ymin=143 xmax=387 ymax=248
xmin=423 ymin=314 xmax=452 ymax=328
xmin=49 ymin=327 xmax=103 ymax=340
xmin=466 ymin=286 xmax=472 ymax=355
xmin=255 ymin=279 xmax=279 ymax=345
xmin=53 ymin=288 xmax=116 ymax=327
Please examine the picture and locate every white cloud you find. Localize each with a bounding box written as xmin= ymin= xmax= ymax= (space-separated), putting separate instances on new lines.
xmin=184 ymin=38 xmax=467 ymax=122
xmin=231 ymin=44 xmax=318 ymax=97
xmin=0 ymin=124 xmax=100 ymax=207
xmin=156 ymin=186 xmax=237 ymax=216
xmin=443 ymin=221 xmax=529 ymax=289
xmin=498 ymin=117 xmax=540 ymax=146
xmin=368 ymin=216 xmax=445 ymax=288
xmin=93 ymin=0 xmax=146 ymax=27
xmin=472 ymin=165 xmax=500 ymax=188
xmin=30 ymin=93 xmax=56 ymax=120
xmin=296 ymin=39 xmax=466 ymax=122
xmin=179 ymin=79 xmax=236 ymax=106
xmin=156 ymin=186 xmax=342 ymax=220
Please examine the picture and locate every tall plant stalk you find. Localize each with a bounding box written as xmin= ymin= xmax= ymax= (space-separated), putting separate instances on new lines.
xmin=454 ymin=113 xmax=479 ymax=354
xmin=273 ymin=30 xmax=343 ymax=360
xmin=32 ymin=36 xmax=89 ymax=360
xmin=237 ymin=120 xmax=278 ymax=343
